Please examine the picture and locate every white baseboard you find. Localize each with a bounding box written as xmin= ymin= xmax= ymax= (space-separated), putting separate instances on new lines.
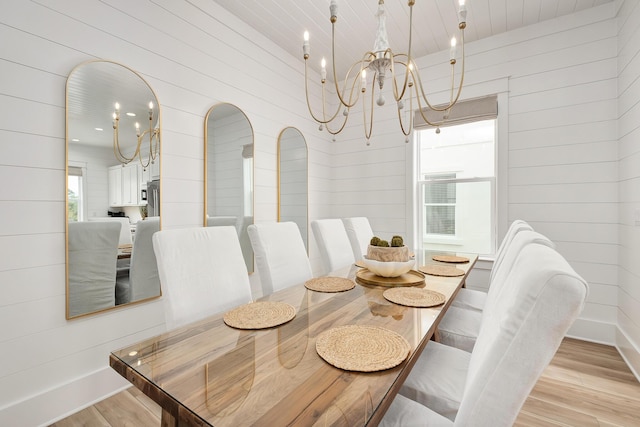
xmin=616 ymin=327 xmax=640 ymax=383
xmin=0 ymin=367 xmax=130 ymax=427
xmin=566 ymin=317 xmax=616 ymax=345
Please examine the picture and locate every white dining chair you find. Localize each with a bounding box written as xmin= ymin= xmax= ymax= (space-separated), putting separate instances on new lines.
xmin=67 ymin=221 xmax=120 ymax=317
xmin=311 ymin=218 xmax=356 ymax=275
xmin=248 ymin=221 xmax=313 ymax=297
xmin=152 ymin=226 xmax=253 ymax=330
xmin=437 ymin=229 xmax=554 ymax=352
xmin=382 ymin=243 xmax=588 ymax=427
xmin=130 ymin=217 xmax=161 ymax=301
xmin=451 ymin=219 xmax=533 ymax=312
xmin=342 ymin=216 xmax=374 ymax=262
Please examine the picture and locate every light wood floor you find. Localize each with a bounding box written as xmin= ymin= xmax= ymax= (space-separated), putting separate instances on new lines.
xmin=50 ymin=338 xmax=640 ymax=426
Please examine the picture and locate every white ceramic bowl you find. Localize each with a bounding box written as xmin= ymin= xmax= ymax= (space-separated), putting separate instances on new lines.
xmin=362 ymin=257 xmax=415 ymax=278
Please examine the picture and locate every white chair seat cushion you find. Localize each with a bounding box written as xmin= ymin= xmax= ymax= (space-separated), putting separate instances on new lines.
xmin=451 ymin=287 xmax=487 ymax=312
xmin=380 ymin=394 xmax=453 ymax=427
xmin=400 ymin=340 xmax=470 ymax=421
xmin=438 ymin=305 xmax=482 ymax=352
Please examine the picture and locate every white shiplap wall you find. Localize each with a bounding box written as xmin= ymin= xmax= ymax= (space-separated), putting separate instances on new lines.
xmin=617 ymin=0 xmax=640 ymax=379
xmin=0 ymin=0 xmax=327 ymax=424
xmin=328 ymin=3 xmax=621 ymax=345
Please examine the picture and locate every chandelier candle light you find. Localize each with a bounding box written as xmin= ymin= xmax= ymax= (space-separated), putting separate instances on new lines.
xmin=302 ymin=0 xmax=468 ymax=145
xmin=112 ymin=101 xmax=160 ymax=169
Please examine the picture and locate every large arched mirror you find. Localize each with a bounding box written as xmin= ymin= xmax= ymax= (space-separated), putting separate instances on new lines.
xmin=278 ymin=127 xmax=308 ymax=250
xmin=204 ymin=103 xmax=254 ymax=273
xmin=66 ymin=60 xmax=162 ymax=319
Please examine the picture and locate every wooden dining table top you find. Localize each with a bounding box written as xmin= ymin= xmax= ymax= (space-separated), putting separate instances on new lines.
xmin=110 ymin=250 xmax=477 ymax=426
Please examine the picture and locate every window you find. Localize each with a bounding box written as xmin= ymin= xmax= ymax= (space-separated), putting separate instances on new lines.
xmin=424 ymin=173 xmax=457 ymax=235
xmin=68 ymin=166 xmax=85 ymax=221
xmin=416 ymin=119 xmax=496 ymax=255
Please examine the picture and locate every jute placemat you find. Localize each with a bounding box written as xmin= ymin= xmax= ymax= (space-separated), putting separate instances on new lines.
xmin=432 ymin=254 xmax=469 ymax=263
xmin=223 ymin=301 xmax=296 ymax=330
xmin=305 ymin=277 xmax=355 ymax=293
xmin=383 ymin=287 xmax=446 ymax=308
xmin=419 ymin=264 xmax=465 ymax=277
xmin=316 ymin=325 xmax=410 ymax=372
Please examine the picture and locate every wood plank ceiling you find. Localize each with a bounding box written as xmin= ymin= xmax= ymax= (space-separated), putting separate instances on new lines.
xmin=212 ymin=0 xmax=615 ymax=77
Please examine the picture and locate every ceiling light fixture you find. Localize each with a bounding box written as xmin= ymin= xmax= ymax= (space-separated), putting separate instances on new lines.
xmin=303 ymin=0 xmax=467 ymax=145
xmin=112 ymin=101 xmax=160 ymax=170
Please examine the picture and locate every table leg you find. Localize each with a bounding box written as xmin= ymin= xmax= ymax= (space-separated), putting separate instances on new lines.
xmin=161 ymin=409 xmax=177 ymax=427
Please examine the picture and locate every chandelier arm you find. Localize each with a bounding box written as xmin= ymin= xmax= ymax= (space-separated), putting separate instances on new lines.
xmin=137 ymin=129 xmax=154 ymax=169
xmin=413 ymin=86 xmax=447 ymax=128
xmin=413 ymin=30 xmax=466 ymax=113
xmin=396 ymin=82 xmax=414 ymax=136
xmin=340 ymin=57 xmax=374 ymax=108
xmin=303 ymin=59 xmax=341 ymax=124
xmin=113 ymin=119 xmax=139 ymax=165
xmin=363 ymin=73 xmax=376 ymax=140
xmin=389 ymin=55 xmax=413 ymax=102
xmin=331 ymin=21 xmax=376 ymax=109
xmin=324 ymin=111 xmax=350 ymax=135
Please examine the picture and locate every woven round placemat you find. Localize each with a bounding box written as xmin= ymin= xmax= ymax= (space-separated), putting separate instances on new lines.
xmin=432 ymin=254 xmax=469 ymax=263
xmin=305 ymin=277 xmax=355 ymax=293
xmin=316 ymin=325 xmax=410 ymax=372
xmin=419 ymin=264 xmax=465 ymax=277
xmin=223 ymin=301 xmax=296 ymax=330
xmin=383 ymin=287 xmax=446 ymax=308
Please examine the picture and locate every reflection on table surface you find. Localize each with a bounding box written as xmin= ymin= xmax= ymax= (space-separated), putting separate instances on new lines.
xmin=110 ymin=250 xmax=477 ymax=426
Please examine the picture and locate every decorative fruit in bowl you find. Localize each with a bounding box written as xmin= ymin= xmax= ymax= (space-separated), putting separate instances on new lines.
xmin=367 ymin=235 xmax=410 ymax=262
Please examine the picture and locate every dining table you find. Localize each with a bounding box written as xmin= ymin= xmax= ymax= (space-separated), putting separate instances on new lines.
xmin=109 ymin=250 xmax=477 ymax=426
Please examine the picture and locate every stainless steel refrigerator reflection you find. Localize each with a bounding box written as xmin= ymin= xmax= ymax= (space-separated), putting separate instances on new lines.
xmin=146 ymin=180 xmax=160 ymax=217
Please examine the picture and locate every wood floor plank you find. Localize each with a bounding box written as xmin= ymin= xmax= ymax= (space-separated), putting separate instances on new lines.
xmin=93 ymin=389 xmax=160 ymax=427
xmin=51 ymin=338 xmax=640 ymax=427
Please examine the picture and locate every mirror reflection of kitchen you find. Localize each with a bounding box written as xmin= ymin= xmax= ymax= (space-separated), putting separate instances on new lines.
xmin=204 ymin=103 xmax=254 ymax=273
xmin=66 ymin=60 xmax=162 ymax=319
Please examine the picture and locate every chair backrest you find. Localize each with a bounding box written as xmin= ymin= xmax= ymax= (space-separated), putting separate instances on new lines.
xmin=248 ymin=221 xmax=313 ymax=296
xmin=152 ymin=226 xmax=252 ymax=330
xmin=489 ymin=220 xmax=533 ymax=283
xmin=89 ymin=217 xmax=132 ymax=246
xmin=484 ymin=230 xmax=554 ymax=312
xmin=67 ymin=221 xmax=120 ymax=317
xmin=454 ymin=244 xmax=588 ymax=426
xmin=342 ymin=217 xmax=374 ymax=262
xmin=237 ymin=216 xmax=254 ymax=273
xmin=129 ymin=217 xmax=161 ymax=301
xmin=311 ymin=219 xmax=356 ymax=275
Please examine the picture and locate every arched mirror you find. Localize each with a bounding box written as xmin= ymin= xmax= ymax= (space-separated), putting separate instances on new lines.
xmin=278 ymin=127 xmax=308 ymax=250
xmin=204 ymin=103 xmax=254 ymax=273
xmin=66 ymin=60 xmax=162 ymax=319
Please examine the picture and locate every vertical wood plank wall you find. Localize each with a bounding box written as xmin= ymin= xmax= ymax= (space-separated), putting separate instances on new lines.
xmin=0 ymin=0 xmax=638 ymax=424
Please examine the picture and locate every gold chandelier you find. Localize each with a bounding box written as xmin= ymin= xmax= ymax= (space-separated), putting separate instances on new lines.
xmin=303 ymin=0 xmax=467 ymax=145
xmin=112 ymin=101 xmax=160 ymax=169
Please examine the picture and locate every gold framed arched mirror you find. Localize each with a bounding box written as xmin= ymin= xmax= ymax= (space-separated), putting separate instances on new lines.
xmin=204 ymin=103 xmax=254 ymax=273
xmin=277 ymin=127 xmax=308 ymax=251
xmin=66 ymin=60 xmax=162 ymax=319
